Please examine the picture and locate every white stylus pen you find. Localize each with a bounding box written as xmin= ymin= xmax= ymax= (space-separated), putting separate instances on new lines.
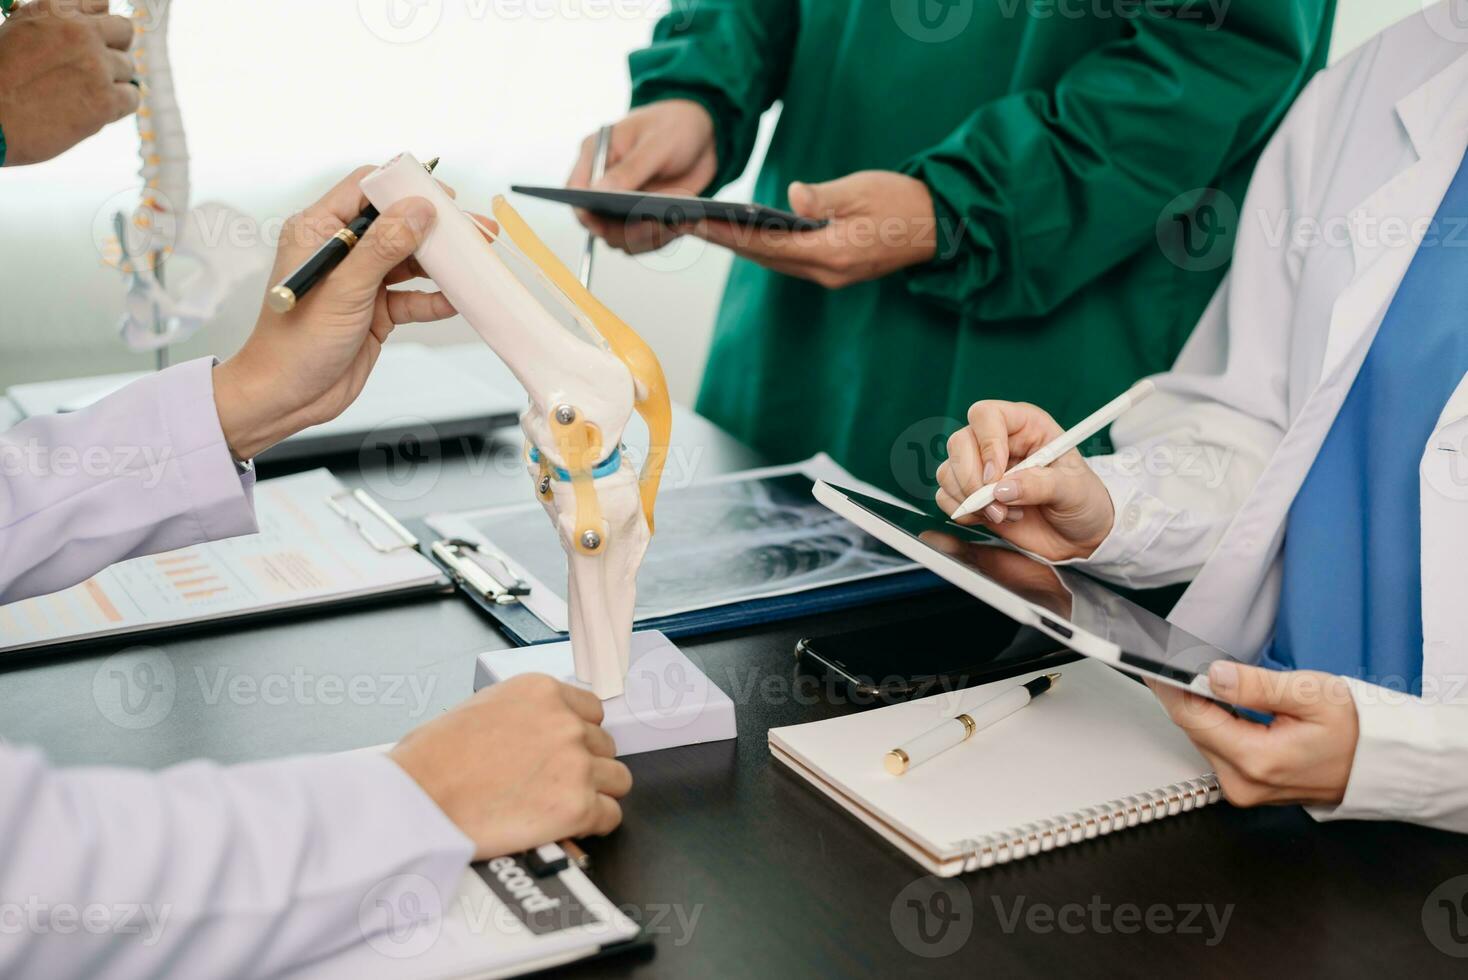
xmin=950 ymin=379 xmax=1157 ymax=520
xmin=885 ymin=673 xmax=1061 ymax=776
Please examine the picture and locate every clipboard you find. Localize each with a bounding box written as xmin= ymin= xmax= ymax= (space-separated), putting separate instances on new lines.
xmin=430 ymin=530 xmax=942 ymax=646
xmin=0 ymin=470 xmax=453 ymax=658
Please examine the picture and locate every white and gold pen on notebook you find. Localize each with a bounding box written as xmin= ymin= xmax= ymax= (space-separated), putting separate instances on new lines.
xmin=885 ymin=673 xmax=1061 ymax=775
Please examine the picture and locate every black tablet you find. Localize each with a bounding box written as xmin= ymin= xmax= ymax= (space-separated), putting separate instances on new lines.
xmin=815 ymin=481 xmax=1242 ymax=702
xmin=511 ymin=185 xmax=830 ymax=232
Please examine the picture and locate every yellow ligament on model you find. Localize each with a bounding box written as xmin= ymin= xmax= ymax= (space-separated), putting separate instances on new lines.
xmin=490 ymin=195 xmax=672 ymax=534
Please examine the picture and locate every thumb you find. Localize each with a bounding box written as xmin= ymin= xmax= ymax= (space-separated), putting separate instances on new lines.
xmin=1206 ymin=663 xmax=1346 ymax=720
xmin=597 ymin=139 xmax=663 ymax=192
xmin=788 ymin=177 xmax=856 ymax=219
xmin=991 ymin=465 xmax=1067 ymax=509
xmin=343 ymin=197 xmax=436 ymax=286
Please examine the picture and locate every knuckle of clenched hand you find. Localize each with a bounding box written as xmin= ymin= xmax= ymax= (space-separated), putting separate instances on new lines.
xmin=559 ymin=747 xmax=591 ymax=779
xmin=83 ymin=53 xmax=109 ymax=87
xmin=556 ymin=715 xmax=586 ymax=743
xmin=565 ymin=792 xmax=596 ymax=826
xmin=507 ymin=674 xmax=557 ymax=703
xmin=56 ymin=18 xmax=89 ymax=45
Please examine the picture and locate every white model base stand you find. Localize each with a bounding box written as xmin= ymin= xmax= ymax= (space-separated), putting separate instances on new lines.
xmin=474 ymin=631 xmax=737 ymax=757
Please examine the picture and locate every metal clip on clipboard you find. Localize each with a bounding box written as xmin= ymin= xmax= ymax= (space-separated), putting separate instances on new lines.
xmin=326 ymin=489 xmax=420 ymax=553
xmin=431 ymin=538 xmax=531 ymax=606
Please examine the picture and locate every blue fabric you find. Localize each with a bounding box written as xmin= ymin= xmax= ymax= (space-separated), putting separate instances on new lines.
xmin=1267 ymin=150 xmax=1468 ymax=694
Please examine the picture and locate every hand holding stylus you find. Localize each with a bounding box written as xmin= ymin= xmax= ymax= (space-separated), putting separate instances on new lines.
xmin=935 ymin=397 xmax=1126 ymax=563
xmin=951 ymin=382 xmax=1155 ymax=520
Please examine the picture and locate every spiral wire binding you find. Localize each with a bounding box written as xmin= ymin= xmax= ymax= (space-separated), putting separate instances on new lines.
xmin=954 ymin=774 xmax=1220 ymax=872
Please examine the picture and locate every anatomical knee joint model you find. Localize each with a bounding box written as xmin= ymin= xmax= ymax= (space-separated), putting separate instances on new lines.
xmin=361 ymin=154 xmax=671 ymax=700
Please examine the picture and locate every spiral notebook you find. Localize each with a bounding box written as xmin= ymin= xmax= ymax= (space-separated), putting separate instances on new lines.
xmin=769 ymin=659 xmax=1220 ymax=876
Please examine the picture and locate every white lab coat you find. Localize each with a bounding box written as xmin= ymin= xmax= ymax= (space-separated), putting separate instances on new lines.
xmin=0 ymin=363 xmax=475 ymax=978
xmin=1077 ymin=6 xmax=1468 ymax=832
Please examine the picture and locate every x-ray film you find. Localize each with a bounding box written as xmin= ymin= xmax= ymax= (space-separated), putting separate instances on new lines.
xmin=426 ymin=457 xmax=917 ymax=633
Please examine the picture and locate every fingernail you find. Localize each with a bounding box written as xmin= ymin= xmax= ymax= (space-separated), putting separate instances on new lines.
xmin=1004 ymin=507 xmax=1024 ymax=523
xmin=1209 ymin=660 xmax=1239 ymax=693
xmin=983 ymin=463 xmax=996 ymax=484
xmin=984 ymin=504 xmax=1005 ymax=523
xmin=993 ymin=480 xmax=1019 ymax=503
xmin=405 ymin=201 xmax=435 ymax=236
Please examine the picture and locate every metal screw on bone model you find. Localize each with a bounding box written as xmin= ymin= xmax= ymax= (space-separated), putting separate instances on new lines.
xmin=580 ymin=529 xmax=603 ymax=551
xmin=539 ymin=476 xmax=551 ymax=495
xmin=554 ymin=405 xmax=577 ymax=425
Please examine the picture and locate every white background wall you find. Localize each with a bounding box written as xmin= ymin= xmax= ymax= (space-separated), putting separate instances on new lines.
xmin=0 ymin=0 xmax=1431 ymax=401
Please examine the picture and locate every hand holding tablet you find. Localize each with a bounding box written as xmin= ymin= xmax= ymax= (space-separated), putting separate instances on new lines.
xmin=559 ymin=104 xmax=940 ymax=288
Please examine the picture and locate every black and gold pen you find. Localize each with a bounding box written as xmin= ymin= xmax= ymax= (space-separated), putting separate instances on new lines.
xmin=267 ymin=156 xmax=439 ymax=314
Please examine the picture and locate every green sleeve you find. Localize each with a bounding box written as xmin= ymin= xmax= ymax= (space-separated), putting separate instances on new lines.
xmin=628 ymin=0 xmax=800 ymax=193
xmin=900 ymin=0 xmax=1334 ymax=320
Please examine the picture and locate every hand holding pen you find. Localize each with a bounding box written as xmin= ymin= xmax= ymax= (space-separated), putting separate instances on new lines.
xmin=935 ymin=383 xmax=1157 ymax=564
xmin=268 ymin=157 xmax=442 ymax=313
xmin=215 ymin=167 xmax=462 ymax=461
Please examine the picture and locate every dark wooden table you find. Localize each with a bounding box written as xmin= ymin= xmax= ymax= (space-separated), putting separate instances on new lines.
xmin=3 ymin=408 xmax=1467 ymax=978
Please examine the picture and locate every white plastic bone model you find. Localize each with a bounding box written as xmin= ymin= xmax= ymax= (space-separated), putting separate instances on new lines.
xmin=104 ymin=0 xmax=267 ymax=352
xmin=361 ymin=154 xmax=672 ymax=700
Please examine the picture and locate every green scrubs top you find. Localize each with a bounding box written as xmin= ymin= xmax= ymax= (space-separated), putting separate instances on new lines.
xmin=629 ymin=0 xmax=1334 ymax=501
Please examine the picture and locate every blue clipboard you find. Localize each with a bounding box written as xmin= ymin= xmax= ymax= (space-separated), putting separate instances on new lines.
xmin=427 ymin=528 xmax=943 ymax=646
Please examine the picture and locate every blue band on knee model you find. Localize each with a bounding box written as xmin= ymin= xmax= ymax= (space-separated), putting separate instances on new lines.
xmin=528 ymin=445 xmax=623 ymax=482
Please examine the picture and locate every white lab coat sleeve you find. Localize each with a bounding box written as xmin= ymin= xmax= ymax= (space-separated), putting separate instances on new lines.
xmin=0 ymin=357 xmax=259 ymax=604
xmin=0 ymin=744 xmax=474 ymax=980
xmin=1305 ymin=679 xmax=1468 ymax=833
xmin=1062 ymin=76 xmax=1324 ymax=589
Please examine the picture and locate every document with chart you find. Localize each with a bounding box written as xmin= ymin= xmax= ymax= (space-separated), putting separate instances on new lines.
xmin=0 ymin=469 xmax=447 ymax=654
